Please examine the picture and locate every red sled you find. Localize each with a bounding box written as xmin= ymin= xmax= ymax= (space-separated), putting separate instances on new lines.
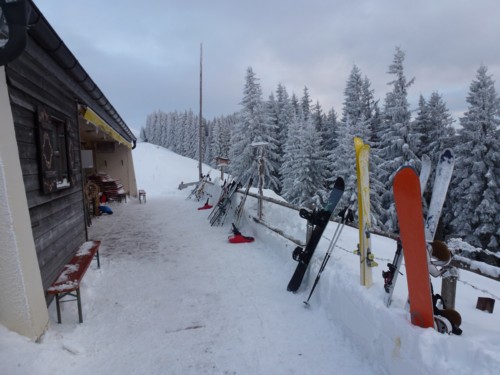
xmin=228 ymin=234 xmax=255 ymax=243
xmin=198 ymin=199 xmax=213 ymax=210
xmin=198 ymin=203 xmax=213 ymax=210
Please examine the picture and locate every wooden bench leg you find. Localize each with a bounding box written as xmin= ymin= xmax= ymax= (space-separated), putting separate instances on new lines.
xmin=76 ymin=288 xmax=83 ymax=324
xmin=55 ymin=293 xmax=62 ymax=324
xmin=95 ymin=249 xmax=101 ymax=269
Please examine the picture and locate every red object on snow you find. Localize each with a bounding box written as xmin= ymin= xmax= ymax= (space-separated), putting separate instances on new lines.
xmin=228 ymin=234 xmax=255 ymax=243
xmin=198 ymin=203 xmax=213 ymax=210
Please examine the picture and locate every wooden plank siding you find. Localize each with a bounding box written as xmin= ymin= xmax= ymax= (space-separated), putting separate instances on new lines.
xmin=6 ymin=40 xmax=87 ymax=298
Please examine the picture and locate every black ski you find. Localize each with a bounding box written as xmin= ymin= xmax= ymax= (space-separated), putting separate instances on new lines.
xmin=287 ymin=177 xmax=345 ymax=292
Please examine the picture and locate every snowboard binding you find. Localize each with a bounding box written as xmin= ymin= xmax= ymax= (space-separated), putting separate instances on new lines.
xmin=427 ymin=241 xmax=452 ymax=277
xmin=292 ymin=246 xmax=305 ymax=262
xmin=382 ymin=263 xmax=398 ymax=292
xmin=299 ymin=208 xmax=330 ymax=226
xmin=432 ymin=290 xmax=463 ymax=335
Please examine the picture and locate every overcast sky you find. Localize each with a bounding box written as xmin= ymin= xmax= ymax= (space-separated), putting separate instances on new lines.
xmin=35 ymin=0 xmax=500 ymax=131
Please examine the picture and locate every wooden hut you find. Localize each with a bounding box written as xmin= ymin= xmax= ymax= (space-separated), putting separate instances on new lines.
xmin=0 ymin=1 xmax=137 ymax=339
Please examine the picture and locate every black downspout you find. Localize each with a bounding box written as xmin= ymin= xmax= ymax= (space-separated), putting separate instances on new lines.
xmin=0 ymin=0 xmax=27 ymax=66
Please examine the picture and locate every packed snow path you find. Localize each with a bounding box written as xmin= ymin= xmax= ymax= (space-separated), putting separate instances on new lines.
xmin=31 ymin=194 xmax=381 ymax=375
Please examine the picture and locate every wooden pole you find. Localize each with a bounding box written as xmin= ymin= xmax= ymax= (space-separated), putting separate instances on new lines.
xmin=198 ymin=43 xmax=203 ymax=180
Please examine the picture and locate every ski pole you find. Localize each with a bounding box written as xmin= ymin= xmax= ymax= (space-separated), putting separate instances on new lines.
xmin=304 ymin=214 xmax=347 ymax=305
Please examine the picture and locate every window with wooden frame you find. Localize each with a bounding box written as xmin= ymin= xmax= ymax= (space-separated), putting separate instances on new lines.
xmin=37 ymin=106 xmax=78 ymax=194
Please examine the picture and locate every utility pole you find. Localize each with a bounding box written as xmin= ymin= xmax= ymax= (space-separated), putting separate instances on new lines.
xmin=198 ymin=43 xmax=203 ymax=180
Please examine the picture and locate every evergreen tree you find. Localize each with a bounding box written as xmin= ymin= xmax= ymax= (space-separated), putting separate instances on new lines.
xmin=413 ymin=92 xmax=454 ymax=161
xmin=360 ymin=76 xmax=385 ymax=229
xmin=324 ymin=108 xmax=339 ymax=151
xmin=324 ymin=108 xmax=339 ymax=184
xmin=334 ymin=65 xmax=367 ymax=210
xmin=275 ymin=84 xmax=294 ymax=185
xmin=264 ymin=92 xmax=282 ymax=191
xmin=281 ymin=111 xmax=303 ymax=204
xmin=281 ymin=109 xmax=326 ymax=208
xmin=229 ymin=67 xmax=279 ymax=189
xmin=449 ymin=65 xmax=500 ymax=249
xmin=378 ymin=47 xmax=417 ymax=230
xmin=297 ymin=116 xmax=328 ymax=207
xmin=291 ymin=93 xmax=300 ymax=116
xmin=301 ymin=87 xmax=312 ymax=121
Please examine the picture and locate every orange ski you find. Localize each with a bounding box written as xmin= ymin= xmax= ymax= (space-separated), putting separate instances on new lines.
xmin=393 ymin=166 xmax=434 ymax=329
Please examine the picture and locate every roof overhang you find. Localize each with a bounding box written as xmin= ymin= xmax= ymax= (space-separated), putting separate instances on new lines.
xmin=79 ymin=105 xmax=133 ymax=149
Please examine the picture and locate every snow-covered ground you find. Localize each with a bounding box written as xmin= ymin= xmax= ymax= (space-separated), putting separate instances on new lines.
xmin=1 ymin=142 xmax=499 ymax=374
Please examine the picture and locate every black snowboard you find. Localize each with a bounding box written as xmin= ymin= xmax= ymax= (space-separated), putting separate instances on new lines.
xmin=287 ymin=177 xmax=345 ymax=292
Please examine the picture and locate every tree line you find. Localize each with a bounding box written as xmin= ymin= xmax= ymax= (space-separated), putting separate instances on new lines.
xmin=141 ymin=47 xmax=499 ymax=251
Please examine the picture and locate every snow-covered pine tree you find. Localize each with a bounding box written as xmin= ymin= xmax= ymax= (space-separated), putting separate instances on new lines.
xmin=301 ymin=87 xmax=312 ymax=121
xmin=263 ymin=92 xmax=282 ymax=192
xmin=360 ymin=75 xmax=385 ymax=230
xmin=377 ymin=47 xmax=417 ymax=231
xmin=281 ymin=110 xmax=303 ymax=204
xmin=144 ymin=110 xmax=160 ymax=145
xmin=229 ymin=67 xmax=279 ymax=189
xmin=298 ymin=115 xmax=329 ymax=207
xmin=324 ymin=107 xmax=339 ymax=188
xmin=334 ymin=65 xmax=364 ymax=210
xmin=412 ymin=92 xmax=454 ymax=162
xmin=333 ymin=65 xmax=375 ymax=215
xmin=281 ymin=108 xmax=326 ymax=208
xmin=449 ymin=65 xmax=500 ymax=250
xmin=426 ymin=92 xmax=455 ymax=150
xmin=324 ymin=108 xmax=339 ymax=151
xmin=291 ymin=93 xmax=300 ymax=116
xmin=275 ymin=84 xmax=294 ymax=193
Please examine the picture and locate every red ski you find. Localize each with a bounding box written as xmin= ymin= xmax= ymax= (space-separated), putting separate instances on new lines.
xmin=393 ymin=166 xmax=434 ymax=329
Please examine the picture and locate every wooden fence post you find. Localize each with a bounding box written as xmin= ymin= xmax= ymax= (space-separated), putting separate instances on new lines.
xmin=440 ymin=266 xmax=458 ymax=309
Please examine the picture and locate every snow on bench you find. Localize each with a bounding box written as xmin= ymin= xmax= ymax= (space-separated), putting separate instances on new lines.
xmin=47 ymin=240 xmax=101 ymax=323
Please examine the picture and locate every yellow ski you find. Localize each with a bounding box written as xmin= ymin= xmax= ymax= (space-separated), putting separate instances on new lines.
xmin=354 ymin=137 xmax=375 ymax=287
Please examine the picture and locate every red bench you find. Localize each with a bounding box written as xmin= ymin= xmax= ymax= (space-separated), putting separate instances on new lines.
xmin=47 ymin=240 xmax=101 ymax=323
